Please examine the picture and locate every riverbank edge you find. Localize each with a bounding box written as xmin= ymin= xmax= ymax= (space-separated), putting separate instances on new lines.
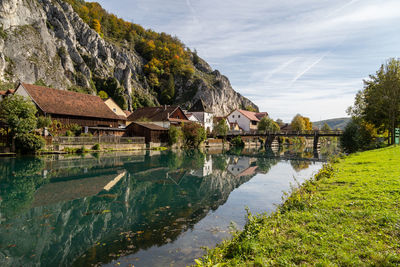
xmin=195 ymin=146 xmax=400 ymax=266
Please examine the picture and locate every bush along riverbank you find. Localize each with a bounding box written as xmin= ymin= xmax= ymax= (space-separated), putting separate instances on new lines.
xmin=195 ymin=146 xmax=400 ymax=266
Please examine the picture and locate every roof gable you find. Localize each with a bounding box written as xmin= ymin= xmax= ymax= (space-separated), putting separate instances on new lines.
xmin=20 ymin=83 xmax=120 ymax=120
xmin=237 ymin=109 xmax=260 ymax=121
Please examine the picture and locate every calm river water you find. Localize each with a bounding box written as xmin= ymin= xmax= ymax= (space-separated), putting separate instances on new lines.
xmin=0 ymin=146 xmax=335 ymax=266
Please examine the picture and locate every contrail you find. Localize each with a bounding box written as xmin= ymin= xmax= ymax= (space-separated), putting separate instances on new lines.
xmin=264 ymin=58 xmax=298 ymax=81
xmin=291 ymin=53 xmax=328 ymax=84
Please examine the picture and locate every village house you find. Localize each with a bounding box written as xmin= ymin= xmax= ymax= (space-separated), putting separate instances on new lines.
xmin=188 ymin=99 xmax=214 ymax=133
xmin=125 ymin=122 xmax=169 ymax=145
xmin=13 ymin=83 xmax=123 ymax=135
xmin=103 ymin=98 xmax=131 ymax=127
xmin=127 ymin=106 xmax=190 ymax=129
xmin=226 ymin=109 xmax=268 ymax=132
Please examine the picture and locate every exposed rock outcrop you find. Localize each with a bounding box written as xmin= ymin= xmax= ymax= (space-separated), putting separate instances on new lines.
xmin=0 ymin=0 xmax=257 ymax=115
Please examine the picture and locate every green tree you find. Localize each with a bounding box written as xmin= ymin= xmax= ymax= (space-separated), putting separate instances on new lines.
xmin=214 ymin=119 xmax=229 ymax=138
xmin=340 ymin=118 xmax=376 ymax=153
xmin=182 ymin=122 xmax=207 ymax=147
xmin=291 ymin=114 xmax=305 ymax=131
xmin=0 ymin=95 xmax=37 ymax=135
xmin=37 ymin=116 xmax=52 ymax=129
xmin=258 ymin=117 xmax=280 ymax=133
xmin=348 ymin=58 xmax=400 ymax=144
xmin=168 ymin=125 xmax=183 ymax=145
xmin=321 ymin=122 xmax=331 ymax=131
xmin=98 ymin=90 xmax=108 ymax=99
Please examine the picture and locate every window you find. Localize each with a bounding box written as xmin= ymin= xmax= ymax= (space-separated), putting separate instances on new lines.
xmin=232 ymin=115 xmax=235 ymax=118
xmin=238 ymin=115 xmax=241 ymax=118
xmin=113 ymin=108 xmax=117 ymax=113
xmin=252 ymin=121 xmax=257 ymax=125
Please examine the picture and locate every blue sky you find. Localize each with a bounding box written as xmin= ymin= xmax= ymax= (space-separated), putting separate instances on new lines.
xmin=95 ymin=0 xmax=400 ymax=122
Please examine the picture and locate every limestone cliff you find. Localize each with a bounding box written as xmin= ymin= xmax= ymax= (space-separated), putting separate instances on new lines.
xmin=0 ymin=0 xmax=257 ymax=115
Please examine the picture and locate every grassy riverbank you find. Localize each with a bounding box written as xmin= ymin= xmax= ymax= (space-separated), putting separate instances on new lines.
xmin=196 ymin=146 xmax=400 ymax=266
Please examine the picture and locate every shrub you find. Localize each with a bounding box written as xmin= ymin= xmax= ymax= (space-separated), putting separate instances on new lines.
xmin=231 ymin=135 xmax=244 ymax=147
xmin=68 ymin=124 xmax=82 ymax=136
xmin=182 ymin=122 xmax=207 ymax=147
xmin=65 ymin=130 xmax=73 ymax=137
xmin=168 ymin=125 xmax=183 ymax=145
xmin=92 ymin=143 xmax=100 ymax=150
xmin=15 ymin=133 xmax=45 ymax=154
xmin=340 ymin=118 xmax=375 ymax=153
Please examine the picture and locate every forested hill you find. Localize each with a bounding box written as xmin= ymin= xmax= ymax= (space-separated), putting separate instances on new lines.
xmin=0 ymin=0 xmax=257 ymax=115
xmin=313 ymin=118 xmax=351 ymax=130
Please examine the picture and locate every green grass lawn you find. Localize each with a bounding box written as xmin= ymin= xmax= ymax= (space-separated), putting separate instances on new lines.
xmin=196 ymin=146 xmax=400 ymax=266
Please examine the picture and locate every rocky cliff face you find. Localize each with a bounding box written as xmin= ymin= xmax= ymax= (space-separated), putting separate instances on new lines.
xmin=0 ymin=0 xmax=257 ymax=115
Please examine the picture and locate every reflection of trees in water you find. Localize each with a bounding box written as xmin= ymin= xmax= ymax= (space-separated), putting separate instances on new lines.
xmin=290 ymin=160 xmax=312 ymax=172
xmin=0 ymin=152 xmax=262 ymax=267
xmin=0 ymin=157 xmax=47 ymax=218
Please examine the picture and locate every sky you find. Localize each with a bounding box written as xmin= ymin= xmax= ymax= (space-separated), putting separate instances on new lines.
xmin=95 ymin=0 xmax=400 ymax=122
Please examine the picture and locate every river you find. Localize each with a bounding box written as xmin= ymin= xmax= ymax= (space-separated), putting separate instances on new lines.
xmin=0 ymin=146 xmax=337 ymax=266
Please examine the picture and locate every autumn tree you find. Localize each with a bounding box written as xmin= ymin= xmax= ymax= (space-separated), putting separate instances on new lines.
xmin=291 ymin=114 xmax=306 ymax=131
xmin=258 ymin=117 xmax=280 ymax=133
xmin=92 ymin=19 xmax=101 ymax=34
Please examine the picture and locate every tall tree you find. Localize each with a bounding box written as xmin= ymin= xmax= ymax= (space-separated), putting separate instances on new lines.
xmin=349 ymin=58 xmax=400 ymax=144
xmin=291 ymin=114 xmax=305 ymax=131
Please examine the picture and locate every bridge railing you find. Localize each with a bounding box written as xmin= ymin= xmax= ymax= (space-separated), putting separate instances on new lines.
xmin=226 ymin=130 xmax=343 ymax=136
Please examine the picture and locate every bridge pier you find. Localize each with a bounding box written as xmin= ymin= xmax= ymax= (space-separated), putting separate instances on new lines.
xmin=313 ymin=132 xmax=320 ymax=152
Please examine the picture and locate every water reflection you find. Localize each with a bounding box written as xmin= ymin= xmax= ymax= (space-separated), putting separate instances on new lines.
xmin=0 ymin=148 xmax=327 ymax=266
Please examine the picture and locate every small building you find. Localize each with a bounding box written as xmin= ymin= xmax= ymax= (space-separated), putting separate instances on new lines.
xmin=127 ymin=106 xmax=189 ymax=129
xmin=103 ymin=98 xmax=130 ymax=127
xmin=188 ymin=99 xmax=214 ymax=132
xmin=125 ymin=122 xmax=169 ymax=144
xmin=14 ymin=83 xmax=123 ymax=135
xmin=226 ymin=109 xmax=268 ymax=132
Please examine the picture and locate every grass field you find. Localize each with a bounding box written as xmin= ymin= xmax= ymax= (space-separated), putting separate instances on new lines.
xmin=196 ymin=146 xmax=400 ymax=266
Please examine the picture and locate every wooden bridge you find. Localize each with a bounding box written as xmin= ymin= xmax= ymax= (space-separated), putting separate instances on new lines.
xmin=222 ymin=130 xmax=343 ymax=150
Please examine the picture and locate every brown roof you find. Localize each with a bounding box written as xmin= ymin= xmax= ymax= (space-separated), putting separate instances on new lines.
xmin=255 ymin=112 xmax=268 ymax=120
xmin=132 ymin=122 xmax=168 ymax=131
xmin=0 ymin=91 xmax=6 ymax=96
xmin=123 ymin=110 xmax=132 ymax=117
xmin=20 ymin=83 xmax=120 ymax=120
xmin=127 ymin=106 xmax=188 ymax=122
xmin=237 ymin=109 xmax=260 ymax=121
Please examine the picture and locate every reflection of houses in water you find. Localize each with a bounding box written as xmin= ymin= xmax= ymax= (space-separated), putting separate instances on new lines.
xmin=190 ymin=154 xmax=213 ymax=177
xmin=227 ymin=157 xmax=258 ymax=177
xmin=32 ymin=171 xmax=126 ymax=207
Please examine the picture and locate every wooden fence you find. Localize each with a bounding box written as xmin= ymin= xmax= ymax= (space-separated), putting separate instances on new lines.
xmin=52 ymin=136 xmax=145 ymax=145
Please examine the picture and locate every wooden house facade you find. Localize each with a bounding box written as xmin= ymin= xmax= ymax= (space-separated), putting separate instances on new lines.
xmin=14 ymin=83 xmax=122 ymax=134
xmin=125 ymin=122 xmax=169 ymax=143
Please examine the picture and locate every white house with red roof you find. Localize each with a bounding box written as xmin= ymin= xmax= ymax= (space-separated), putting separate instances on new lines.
xmin=226 ymin=109 xmax=268 ymax=132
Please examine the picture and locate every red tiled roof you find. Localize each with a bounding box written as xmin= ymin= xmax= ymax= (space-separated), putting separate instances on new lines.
xmin=0 ymin=91 xmax=6 ymax=96
xmin=20 ymin=83 xmax=120 ymax=120
xmin=237 ymin=109 xmax=260 ymax=121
